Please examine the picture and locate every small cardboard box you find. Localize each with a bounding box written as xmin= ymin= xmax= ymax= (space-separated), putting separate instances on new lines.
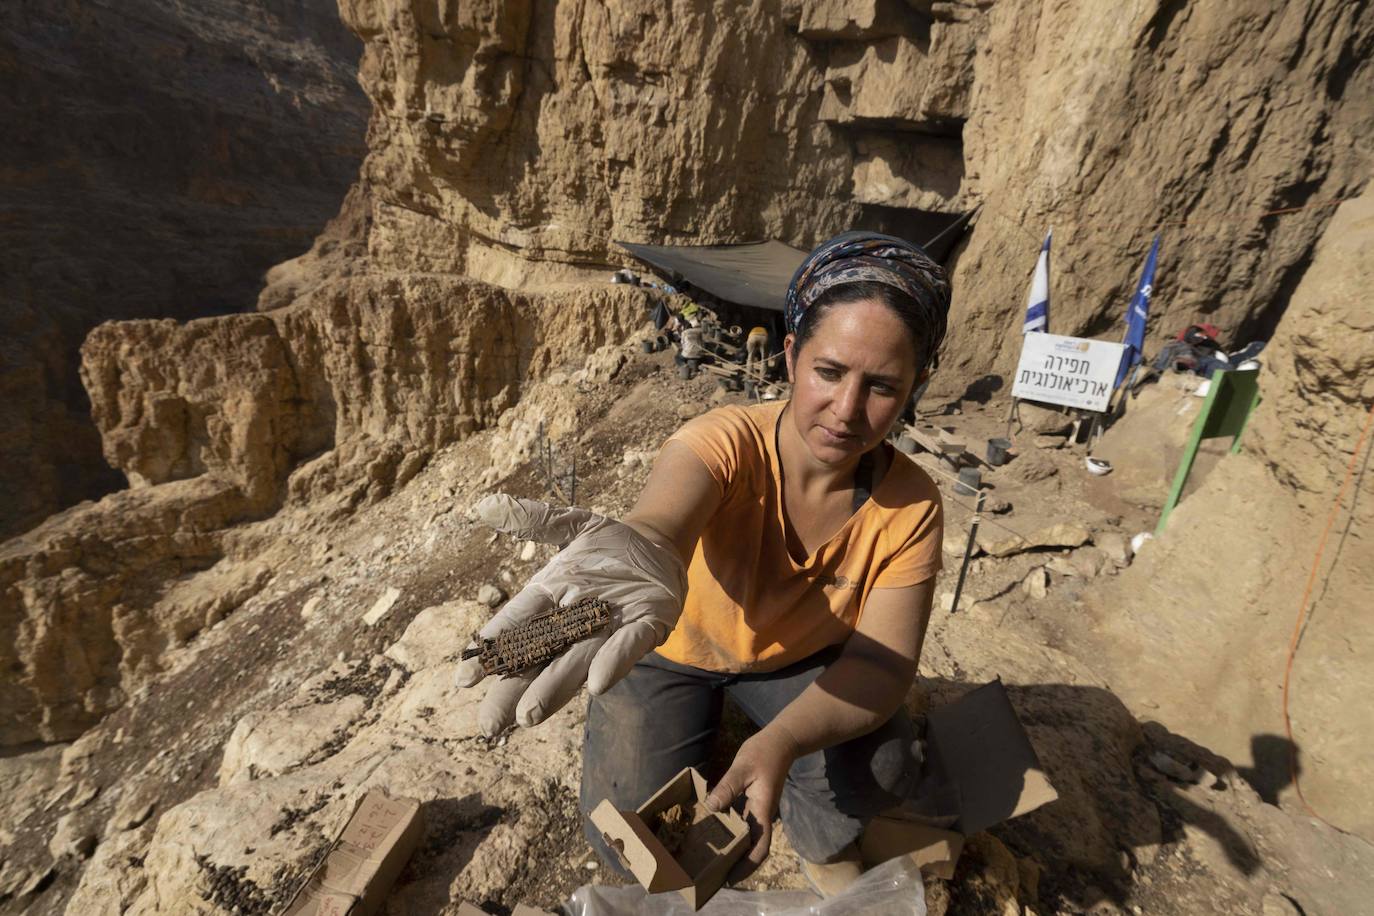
xmin=281 ymin=789 xmax=425 ymax=916
xmin=590 ymin=767 xmax=750 ymax=910
xmin=860 ymin=679 xmax=1059 ymax=879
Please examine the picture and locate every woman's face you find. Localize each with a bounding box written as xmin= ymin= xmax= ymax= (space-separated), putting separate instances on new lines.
xmin=783 ymin=298 xmax=921 ymax=468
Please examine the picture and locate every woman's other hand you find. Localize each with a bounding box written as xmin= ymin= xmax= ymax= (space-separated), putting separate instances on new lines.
xmin=704 ymin=726 xmax=802 ymax=879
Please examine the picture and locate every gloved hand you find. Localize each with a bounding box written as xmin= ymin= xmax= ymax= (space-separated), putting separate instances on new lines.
xmin=455 ymin=494 xmax=688 ymax=736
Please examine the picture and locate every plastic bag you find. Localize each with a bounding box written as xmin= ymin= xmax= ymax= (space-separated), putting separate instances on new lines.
xmin=565 ymin=856 xmax=926 ymax=916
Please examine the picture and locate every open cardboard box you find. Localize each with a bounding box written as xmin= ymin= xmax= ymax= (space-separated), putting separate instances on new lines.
xmin=859 ymin=679 xmax=1058 ymax=879
xmin=281 ymin=789 xmax=424 ymax=916
xmin=590 ymin=767 xmax=750 ymax=910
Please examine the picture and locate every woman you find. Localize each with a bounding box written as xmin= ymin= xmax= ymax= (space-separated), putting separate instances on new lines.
xmin=456 ymin=231 xmax=949 ymax=893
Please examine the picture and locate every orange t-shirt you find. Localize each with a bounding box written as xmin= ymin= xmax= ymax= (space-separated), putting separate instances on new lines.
xmin=657 ymin=400 xmax=943 ymax=673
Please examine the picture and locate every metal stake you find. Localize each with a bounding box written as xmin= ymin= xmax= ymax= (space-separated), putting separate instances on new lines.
xmin=950 ymin=488 xmax=985 ymax=615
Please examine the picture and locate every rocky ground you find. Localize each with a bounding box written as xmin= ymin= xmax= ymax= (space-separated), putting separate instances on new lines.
xmin=2 ymin=338 xmax=1370 ymax=916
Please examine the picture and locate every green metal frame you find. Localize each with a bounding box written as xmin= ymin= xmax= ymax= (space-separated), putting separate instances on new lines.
xmin=1157 ymin=368 xmax=1262 ymax=534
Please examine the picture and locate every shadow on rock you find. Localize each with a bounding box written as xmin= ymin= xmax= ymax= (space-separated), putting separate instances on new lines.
xmin=958 ymin=374 xmax=1005 ymax=405
xmin=914 ymin=678 xmax=1260 ymax=912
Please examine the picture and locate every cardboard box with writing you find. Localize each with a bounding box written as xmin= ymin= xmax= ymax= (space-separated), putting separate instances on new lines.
xmin=590 ymin=767 xmax=749 ymax=910
xmin=281 ymin=790 xmax=424 ymax=916
xmin=860 ymin=679 xmax=1059 ymax=879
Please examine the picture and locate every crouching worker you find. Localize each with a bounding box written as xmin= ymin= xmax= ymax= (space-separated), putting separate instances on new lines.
xmin=455 ymin=231 xmax=949 ymax=895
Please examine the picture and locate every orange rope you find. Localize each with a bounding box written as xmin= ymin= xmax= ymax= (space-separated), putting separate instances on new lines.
xmin=1282 ymin=398 xmax=1374 ymax=827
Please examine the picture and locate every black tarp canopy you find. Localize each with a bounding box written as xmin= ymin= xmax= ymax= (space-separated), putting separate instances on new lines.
xmin=616 ymin=240 xmax=809 ymax=313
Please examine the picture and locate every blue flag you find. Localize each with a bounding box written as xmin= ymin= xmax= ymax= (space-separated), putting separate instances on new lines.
xmin=1023 ymin=230 xmax=1051 ymax=334
xmin=1115 ymin=234 xmax=1161 ymax=389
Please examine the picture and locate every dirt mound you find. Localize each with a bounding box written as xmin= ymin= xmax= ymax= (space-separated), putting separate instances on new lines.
xmin=1064 ymin=191 xmax=1374 ymax=840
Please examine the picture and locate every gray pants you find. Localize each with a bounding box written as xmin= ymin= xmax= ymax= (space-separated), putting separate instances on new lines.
xmin=580 ymin=648 xmax=920 ymax=867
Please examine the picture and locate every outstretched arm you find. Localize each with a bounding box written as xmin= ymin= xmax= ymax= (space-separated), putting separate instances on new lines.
xmin=624 ymin=439 xmax=725 ymax=566
xmin=456 ymin=438 xmax=724 ymax=734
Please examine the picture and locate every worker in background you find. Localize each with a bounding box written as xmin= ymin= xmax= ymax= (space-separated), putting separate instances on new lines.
xmin=457 ymin=231 xmax=949 ymax=896
xmin=745 ymin=325 xmax=770 ymax=379
xmin=678 ymin=317 xmax=707 ymax=377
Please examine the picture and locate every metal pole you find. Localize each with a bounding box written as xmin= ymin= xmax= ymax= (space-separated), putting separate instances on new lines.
xmin=950 ymin=489 xmax=985 ymax=615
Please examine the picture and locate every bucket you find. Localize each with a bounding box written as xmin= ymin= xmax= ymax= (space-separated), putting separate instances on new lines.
xmin=986 ymin=437 xmax=1013 ymax=466
xmin=641 ymin=339 xmax=655 ymax=354
xmin=955 ymin=467 xmax=981 ymax=496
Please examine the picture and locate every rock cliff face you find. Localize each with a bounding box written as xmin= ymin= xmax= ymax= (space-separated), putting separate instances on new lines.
xmin=1 ymin=278 xmax=649 ymax=744
xmin=949 ymin=0 xmax=1373 ymax=381
xmin=297 ymin=0 xmax=983 ymax=298
xmin=313 ymin=0 xmax=1371 ymax=380
xmin=0 ymin=0 xmax=368 ymax=538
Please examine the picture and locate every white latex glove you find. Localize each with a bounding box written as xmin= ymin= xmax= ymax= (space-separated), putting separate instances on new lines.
xmin=455 ymin=494 xmax=688 ymax=736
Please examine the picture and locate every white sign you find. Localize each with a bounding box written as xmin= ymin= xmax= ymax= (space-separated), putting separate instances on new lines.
xmin=1011 ymin=333 xmax=1126 ymax=412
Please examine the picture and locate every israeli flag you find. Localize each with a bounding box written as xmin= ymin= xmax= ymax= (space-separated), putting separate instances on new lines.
xmin=1114 ymin=234 xmax=1161 ymax=389
xmin=1022 ymin=229 xmax=1051 ymax=334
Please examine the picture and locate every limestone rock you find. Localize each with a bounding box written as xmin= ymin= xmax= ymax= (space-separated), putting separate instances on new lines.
xmin=0 ymin=862 xmax=30 ymax=899
xmin=798 ymin=0 xmax=913 ymax=40
xmin=109 ymin=800 xmax=156 ymax=833
xmin=300 ymin=594 xmax=325 ymax=619
xmin=943 ymin=0 xmax=1370 ymax=390
xmin=386 ymin=601 xmax=490 ymax=672
xmin=1004 ymin=449 xmax=1059 ymax=484
xmin=583 ymin=346 xmax=628 ymax=384
xmin=1 ymin=278 xmax=646 ymax=745
xmin=0 ymin=477 xmax=260 ymax=744
xmin=1095 ymin=533 xmax=1132 ymax=567
xmin=17 ymin=866 xmax=55 ymax=900
xmin=1016 ymin=404 xmax=1076 ymax=437
xmin=363 ymin=587 xmax=403 ymax=627
xmin=217 ymin=694 xmax=370 ymax=785
xmin=1021 ymin=567 xmax=1049 ymax=600
xmin=477 ymin=585 xmax=507 ymax=608
xmin=49 ymin=808 xmax=101 ymax=860
xmin=1070 ymin=547 xmax=1108 ymax=579
xmin=942 ymin=529 xmax=975 ymax=557
xmin=1045 ymin=556 xmax=1077 ymax=578
xmin=982 ymin=523 xmax=1091 ymax=558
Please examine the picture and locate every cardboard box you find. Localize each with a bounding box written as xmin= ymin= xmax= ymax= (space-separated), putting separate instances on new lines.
xmin=859 ymin=679 xmax=1059 ymax=879
xmin=590 ymin=767 xmax=750 ymax=910
xmin=281 ymin=790 xmax=425 ymax=916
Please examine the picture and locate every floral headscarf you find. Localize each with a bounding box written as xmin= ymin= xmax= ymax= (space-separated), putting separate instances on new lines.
xmin=785 ymin=230 xmax=950 ymax=372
